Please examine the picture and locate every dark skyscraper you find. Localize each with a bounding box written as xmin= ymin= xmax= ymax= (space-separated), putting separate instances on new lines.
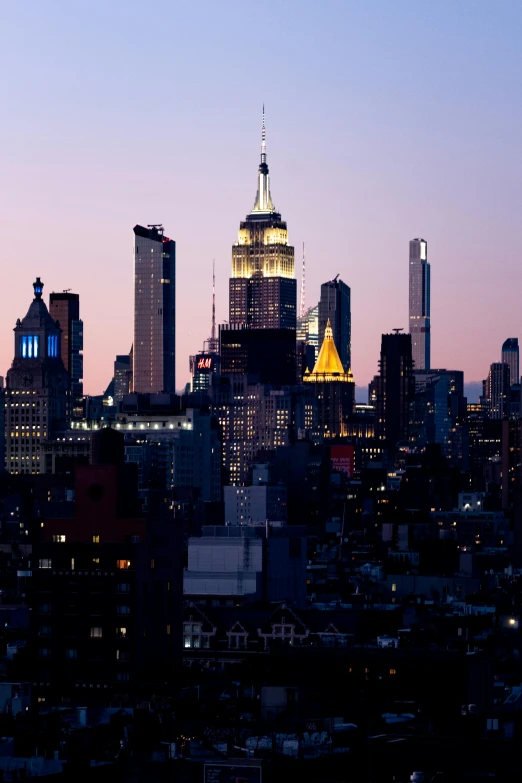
xmin=502 ymin=338 xmax=519 ymax=387
xmin=229 ymin=111 xmax=296 ymax=329
xmin=409 ymin=238 xmax=430 ymax=370
xmin=375 ymin=332 xmax=415 ymax=453
xmin=49 ymin=291 xmax=83 ymax=406
xmin=133 ymin=224 xmax=176 ymax=393
xmin=318 ymin=277 xmax=351 ymax=372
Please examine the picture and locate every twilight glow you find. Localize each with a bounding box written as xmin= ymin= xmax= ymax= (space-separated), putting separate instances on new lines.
xmin=0 ymin=1 xmax=521 ymax=393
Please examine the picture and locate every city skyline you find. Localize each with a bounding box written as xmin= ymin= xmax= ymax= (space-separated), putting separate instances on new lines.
xmin=1 ymin=2 xmax=521 ymax=394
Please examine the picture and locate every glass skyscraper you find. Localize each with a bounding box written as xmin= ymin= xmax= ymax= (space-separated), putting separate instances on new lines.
xmin=133 ymin=225 xmax=176 ymax=393
xmin=229 ymin=112 xmax=296 ymax=329
xmin=318 ymin=277 xmax=351 ymax=372
xmin=502 ymin=338 xmax=519 ymax=387
xmin=409 ymin=238 xmax=430 ymax=370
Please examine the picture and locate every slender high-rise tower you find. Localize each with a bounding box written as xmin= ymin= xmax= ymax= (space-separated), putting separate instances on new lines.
xmin=409 ymin=238 xmax=430 ymax=370
xmin=229 ymin=109 xmax=296 ymax=329
xmin=133 ymin=224 xmax=176 ymax=393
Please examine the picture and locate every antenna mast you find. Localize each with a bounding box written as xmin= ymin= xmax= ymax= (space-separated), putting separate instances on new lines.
xmin=299 ymin=242 xmax=306 ymax=319
xmin=207 ymin=260 xmax=219 ymax=353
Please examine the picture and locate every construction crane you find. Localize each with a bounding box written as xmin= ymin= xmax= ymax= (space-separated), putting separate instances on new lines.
xmin=392 ymin=328 xmax=404 ymax=334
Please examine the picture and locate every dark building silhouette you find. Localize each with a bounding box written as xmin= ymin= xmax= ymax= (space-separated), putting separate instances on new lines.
xmin=49 ymin=291 xmax=83 ymax=410
xmin=133 ymin=224 xmax=175 ymax=393
xmin=220 ymin=325 xmax=296 ymax=386
xmin=375 ymin=332 xmax=415 ymax=454
xmin=318 ymin=277 xmax=351 ymax=372
xmin=30 ymin=429 xmax=183 ymax=702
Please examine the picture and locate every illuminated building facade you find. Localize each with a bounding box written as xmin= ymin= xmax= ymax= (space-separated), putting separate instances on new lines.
xmin=409 ymin=238 xmax=430 ymax=370
xmin=304 ymin=319 xmax=355 ymax=438
xmin=5 ymin=278 xmax=69 ymax=474
xmin=229 ymin=112 xmax=296 ymax=329
xmin=190 ymin=351 xmax=220 ymax=392
xmin=133 ymin=224 xmax=175 ymax=393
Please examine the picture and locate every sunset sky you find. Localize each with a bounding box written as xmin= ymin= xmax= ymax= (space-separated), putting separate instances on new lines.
xmin=1 ymin=1 xmax=521 ymax=394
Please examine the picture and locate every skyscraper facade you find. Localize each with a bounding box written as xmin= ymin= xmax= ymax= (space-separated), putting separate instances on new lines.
xmin=49 ymin=291 xmax=83 ymax=409
xmin=486 ymin=362 xmax=510 ymax=419
xmin=229 ymin=112 xmax=296 ymax=329
xmin=5 ymin=278 xmax=68 ymax=474
xmin=318 ymin=277 xmax=351 ymax=372
xmin=409 ymin=238 xmax=431 ymax=370
xmin=133 ymin=224 xmax=176 ymax=394
xmin=502 ymin=338 xmax=519 ymax=387
xmin=376 ymin=332 xmax=415 ymax=453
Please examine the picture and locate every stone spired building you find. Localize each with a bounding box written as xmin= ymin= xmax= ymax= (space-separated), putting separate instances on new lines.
xmin=304 ymin=319 xmax=354 ymax=438
xmin=229 ymin=110 xmax=296 ymax=329
xmin=5 ymin=278 xmax=69 ymax=474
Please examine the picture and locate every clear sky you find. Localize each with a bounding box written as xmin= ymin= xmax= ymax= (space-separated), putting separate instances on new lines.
xmin=1 ymin=1 xmax=521 ymax=393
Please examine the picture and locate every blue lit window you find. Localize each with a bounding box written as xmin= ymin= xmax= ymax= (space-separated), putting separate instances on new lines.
xmin=47 ymin=334 xmax=58 ymax=357
xmin=20 ymin=335 xmax=39 ymax=358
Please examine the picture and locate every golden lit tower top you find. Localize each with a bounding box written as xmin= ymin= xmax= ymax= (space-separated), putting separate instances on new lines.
xmin=304 ymin=319 xmax=354 ymax=383
xmin=231 ymin=108 xmax=295 ymax=283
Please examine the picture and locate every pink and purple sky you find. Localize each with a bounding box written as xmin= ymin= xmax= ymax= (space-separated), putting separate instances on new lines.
xmin=1 ymin=1 xmax=521 ymax=395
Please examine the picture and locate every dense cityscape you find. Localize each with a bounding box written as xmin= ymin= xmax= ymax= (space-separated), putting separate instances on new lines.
xmin=0 ymin=109 xmax=520 ymax=782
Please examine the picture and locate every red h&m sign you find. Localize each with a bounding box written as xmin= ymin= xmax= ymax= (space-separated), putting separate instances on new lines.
xmin=330 ymin=445 xmax=355 ymax=478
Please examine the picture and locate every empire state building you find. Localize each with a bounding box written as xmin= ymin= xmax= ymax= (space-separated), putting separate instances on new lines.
xmin=229 ymin=111 xmax=296 ymax=329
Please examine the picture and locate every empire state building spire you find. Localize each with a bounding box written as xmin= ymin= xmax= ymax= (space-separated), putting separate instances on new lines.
xmin=251 ymin=105 xmax=275 ymax=214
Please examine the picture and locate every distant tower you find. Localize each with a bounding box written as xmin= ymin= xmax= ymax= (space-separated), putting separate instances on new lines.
xmin=502 ymin=338 xmax=519 ymax=386
xmin=299 ymin=242 xmax=306 ymax=319
xmin=133 ymin=224 xmax=176 ymax=393
xmin=409 ymin=238 xmax=430 ymax=370
xmin=318 ymin=277 xmax=351 ymax=372
xmin=5 ymin=278 xmax=68 ymax=474
xmin=229 ymin=108 xmax=296 ymax=329
xmin=49 ymin=291 xmax=83 ymax=414
xmin=486 ymin=362 xmax=510 ymax=419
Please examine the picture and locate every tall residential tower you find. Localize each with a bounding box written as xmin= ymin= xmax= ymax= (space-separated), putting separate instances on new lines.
xmin=133 ymin=224 xmax=176 ymax=393
xmin=229 ymin=110 xmax=296 ymax=329
xmin=409 ymin=238 xmax=430 ymax=370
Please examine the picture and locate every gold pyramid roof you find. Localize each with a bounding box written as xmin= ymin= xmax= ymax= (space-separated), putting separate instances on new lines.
xmin=304 ymin=319 xmax=354 ymax=383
